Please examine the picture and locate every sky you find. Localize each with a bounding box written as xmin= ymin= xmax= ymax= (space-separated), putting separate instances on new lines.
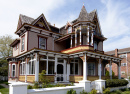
xmin=0 ymin=0 xmax=130 ymax=52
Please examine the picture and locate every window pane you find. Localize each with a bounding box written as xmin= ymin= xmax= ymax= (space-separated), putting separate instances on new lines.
xmin=70 ymin=63 xmax=74 ymax=74
xmin=39 ymin=61 xmax=46 ymax=73
xmin=75 ymin=63 xmax=78 ymax=75
xmin=13 ymin=65 xmax=15 ymax=70
xmin=48 ymin=61 xmax=54 ymax=74
xmin=39 ymin=37 xmax=46 ymax=49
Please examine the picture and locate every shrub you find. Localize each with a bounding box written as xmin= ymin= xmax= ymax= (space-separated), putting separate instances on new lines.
xmin=105 ymin=70 xmax=109 ymax=76
xmin=39 ymin=70 xmax=50 ymax=84
xmin=67 ymin=89 xmax=76 ymax=94
xmin=27 ymin=85 xmax=33 ymax=89
xmin=103 ymin=88 xmax=110 ymax=94
xmin=114 ymin=90 xmax=122 ymax=94
xmin=33 ymin=81 xmax=39 ymax=89
xmin=106 ymin=79 xmax=128 ymax=87
xmin=89 ymin=89 xmax=97 ymax=94
xmin=80 ymin=90 xmax=88 ymax=94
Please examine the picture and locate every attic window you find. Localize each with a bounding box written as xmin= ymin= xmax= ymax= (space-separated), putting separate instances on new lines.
xmin=68 ymin=27 xmax=72 ymax=34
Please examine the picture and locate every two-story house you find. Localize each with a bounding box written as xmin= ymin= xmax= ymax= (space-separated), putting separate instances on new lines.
xmin=8 ymin=5 xmax=121 ymax=83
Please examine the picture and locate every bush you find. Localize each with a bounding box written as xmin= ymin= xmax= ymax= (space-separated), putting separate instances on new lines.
xmin=33 ymin=81 xmax=39 ymax=89
xmin=103 ymin=88 xmax=110 ymax=94
xmin=80 ymin=90 xmax=88 ymax=94
xmin=67 ymin=89 xmax=76 ymax=94
xmin=27 ymin=85 xmax=33 ymax=89
xmin=106 ymin=79 xmax=128 ymax=87
xmin=89 ymin=89 xmax=97 ymax=94
xmin=39 ymin=70 xmax=50 ymax=84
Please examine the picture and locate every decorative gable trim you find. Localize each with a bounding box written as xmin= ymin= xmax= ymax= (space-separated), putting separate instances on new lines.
xmin=31 ymin=14 xmax=51 ymax=31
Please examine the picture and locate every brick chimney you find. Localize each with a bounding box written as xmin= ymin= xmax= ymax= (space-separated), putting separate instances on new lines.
xmin=115 ymin=48 xmax=118 ymax=57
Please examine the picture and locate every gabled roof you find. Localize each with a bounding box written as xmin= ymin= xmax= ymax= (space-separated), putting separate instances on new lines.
xmin=16 ymin=14 xmax=59 ymax=33
xmin=20 ymin=14 xmax=34 ymax=24
xmin=10 ymin=38 xmax=20 ymax=47
xmin=105 ymin=47 xmax=130 ymax=55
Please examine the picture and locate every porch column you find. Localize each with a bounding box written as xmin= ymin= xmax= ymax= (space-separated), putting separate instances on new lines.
xmin=80 ymin=25 xmax=82 ymax=45
xmin=64 ymin=59 xmax=67 ymax=82
xmin=109 ymin=60 xmax=112 ymax=79
xmin=25 ymin=58 xmax=27 ymax=82
xmin=35 ymin=53 xmax=39 ymax=82
xmin=46 ymin=55 xmax=48 ymax=74
xmin=118 ymin=61 xmax=121 ymax=79
xmin=91 ymin=28 xmax=94 ymax=46
xmin=54 ymin=56 xmax=57 ymax=83
xmin=70 ymin=35 xmax=73 ymax=48
xmin=98 ymin=58 xmax=102 ymax=79
xmin=87 ymin=26 xmax=89 ymax=45
xmin=83 ymin=53 xmax=87 ymax=80
xmin=75 ymin=28 xmax=77 ymax=47
xmin=67 ymin=62 xmax=70 ymax=82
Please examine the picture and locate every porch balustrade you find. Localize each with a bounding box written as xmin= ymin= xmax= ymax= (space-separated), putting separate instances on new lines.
xmin=69 ymin=75 xmax=113 ymax=82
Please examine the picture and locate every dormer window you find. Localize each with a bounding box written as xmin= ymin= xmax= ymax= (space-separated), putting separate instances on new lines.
xmin=68 ymin=27 xmax=72 ymax=34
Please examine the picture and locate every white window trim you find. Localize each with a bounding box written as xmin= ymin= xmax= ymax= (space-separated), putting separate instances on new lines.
xmin=12 ymin=64 xmax=16 ymax=77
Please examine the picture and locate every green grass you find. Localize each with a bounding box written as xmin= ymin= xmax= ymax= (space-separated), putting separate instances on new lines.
xmin=0 ymin=83 xmax=9 ymax=94
xmin=0 ymin=88 xmax=9 ymax=94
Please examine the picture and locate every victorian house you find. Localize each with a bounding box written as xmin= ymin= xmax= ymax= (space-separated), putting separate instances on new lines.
xmin=8 ymin=6 xmax=122 ymax=83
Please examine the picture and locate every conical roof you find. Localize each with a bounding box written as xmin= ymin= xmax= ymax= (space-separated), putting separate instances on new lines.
xmin=77 ymin=5 xmax=89 ymax=21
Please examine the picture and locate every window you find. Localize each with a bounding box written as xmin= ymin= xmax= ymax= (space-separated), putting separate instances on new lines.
xmin=68 ymin=27 xmax=72 ymax=34
xmin=48 ymin=61 xmax=54 ymax=74
xmin=9 ymin=64 xmax=11 ymax=77
xmin=70 ymin=59 xmax=79 ymax=75
xmin=15 ymin=44 xmax=19 ymax=50
xmin=12 ymin=64 xmax=15 ymax=77
xmin=28 ymin=61 xmax=35 ymax=74
xmin=20 ymin=61 xmax=26 ymax=75
xmin=39 ymin=37 xmax=46 ymax=49
xmin=88 ymin=63 xmax=95 ymax=76
xmin=119 ymin=54 xmax=126 ymax=58
xmin=121 ymin=71 xmax=125 ymax=75
xmin=94 ymin=41 xmax=98 ymax=50
xmin=121 ymin=63 xmax=127 ymax=66
xmin=21 ymin=37 xmax=24 ymax=51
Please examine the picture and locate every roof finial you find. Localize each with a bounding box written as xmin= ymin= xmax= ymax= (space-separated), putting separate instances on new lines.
xmin=83 ymin=2 xmax=85 ymax=8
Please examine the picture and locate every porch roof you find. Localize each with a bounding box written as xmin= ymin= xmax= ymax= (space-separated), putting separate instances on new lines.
xmin=13 ymin=48 xmax=122 ymax=63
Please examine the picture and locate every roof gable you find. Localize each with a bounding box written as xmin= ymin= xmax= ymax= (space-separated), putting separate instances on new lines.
xmin=32 ymin=14 xmax=51 ymax=31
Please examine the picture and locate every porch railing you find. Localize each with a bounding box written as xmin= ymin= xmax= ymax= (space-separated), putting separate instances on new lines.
xmin=69 ymin=75 xmax=112 ymax=82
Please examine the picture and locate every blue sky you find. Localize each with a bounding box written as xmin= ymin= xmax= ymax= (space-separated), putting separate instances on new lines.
xmin=0 ymin=0 xmax=130 ymax=51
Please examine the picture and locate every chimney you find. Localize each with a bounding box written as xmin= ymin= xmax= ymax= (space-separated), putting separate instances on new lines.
xmin=115 ymin=48 xmax=118 ymax=57
xmin=54 ymin=24 xmax=55 ymax=27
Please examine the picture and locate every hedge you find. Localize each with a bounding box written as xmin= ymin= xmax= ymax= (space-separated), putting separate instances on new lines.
xmin=106 ymin=79 xmax=128 ymax=88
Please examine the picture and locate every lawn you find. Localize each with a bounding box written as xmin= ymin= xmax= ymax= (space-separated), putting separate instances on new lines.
xmin=0 ymin=82 xmax=9 ymax=94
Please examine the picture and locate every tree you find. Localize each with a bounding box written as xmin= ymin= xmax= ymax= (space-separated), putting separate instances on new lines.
xmin=0 ymin=35 xmax=14 ymax=59
xmin=0 ymin=35 xmax=14 ymax=76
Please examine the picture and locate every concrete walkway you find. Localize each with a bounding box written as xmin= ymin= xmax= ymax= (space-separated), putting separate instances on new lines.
xmin=0 ymin=84 xmax=9 ymax=88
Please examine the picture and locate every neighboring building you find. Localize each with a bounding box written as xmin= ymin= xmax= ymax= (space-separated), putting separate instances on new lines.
xmin=7 ymin=5 xmax=121 ymax=83
xmin=105 ymin=48 xmax=130 ymax=78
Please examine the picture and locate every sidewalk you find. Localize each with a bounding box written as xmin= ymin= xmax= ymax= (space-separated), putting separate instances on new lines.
xmin=0 ymin=84 xmax=9 ymax=88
